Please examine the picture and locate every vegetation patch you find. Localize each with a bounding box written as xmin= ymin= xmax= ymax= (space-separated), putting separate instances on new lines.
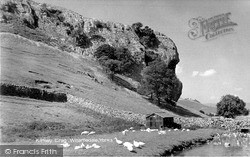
xmin=94 ymin=44 xmax=136 ymax=75
xmin=138 ymin=59 xmax=181 ymax=106
xmin=216 ymin=94 xmax=249 ymax=118
xmin=90 ymin=34 xmax=106 ymax=42
xmin=0 ymin=83 xmax=67 ymax=102
xmin=132 ymin=22 xmax=160 ymax=49
xmin=93 ymin=20 xmax=111 ymax=31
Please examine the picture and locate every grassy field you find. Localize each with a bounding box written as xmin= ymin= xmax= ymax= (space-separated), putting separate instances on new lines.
xmin=0 ymin=33 xmax=219 ymax=156
xmin=0 ymin=128 xmax=223 ymax=156
xmin=0 ymin=95 xmax=141 ymax=143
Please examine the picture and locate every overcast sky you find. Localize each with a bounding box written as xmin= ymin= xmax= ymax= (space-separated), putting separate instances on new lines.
xmin=35 ymin=0 xmax=250 ymax=104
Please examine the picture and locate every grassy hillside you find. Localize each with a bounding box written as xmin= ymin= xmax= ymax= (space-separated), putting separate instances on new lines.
xmin=1 ymin=33 xmax=171 ymax=115
xmin=177 ymin=99 xmax=217 ymax=115
xmin=0 ymin=33 xmax=210 ymax=143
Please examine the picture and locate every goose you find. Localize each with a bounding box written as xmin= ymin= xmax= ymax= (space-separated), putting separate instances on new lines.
xmin=123 ymin=142 xmax=134 ymax=152
xmin=92 ymin=143 xmax=101 ymax=148
xmin=114 ymin=137 xmax=123 ymax=145
xmin=186 ymin=129 xmax=190 ymax=132
xmin=138 ymin=141 xmax=145 ymax=147
xmin=174 ymin=128 xmax=178 ymax=131
xmin=126 ymin=145 xmax=134 ymax=152
xmin=81 ymin=131 xmax=89 ymax=135
xmin=88 ymin=131 xmax=95 ymax=136
xmin=74 ymin=145 xmax=82 ymax=150
xmin=60 ymin=141 xmax=70 ymax=148
xmin=129 ymin=127 xmax=134 ymax=130
xmin=133 ymin=140 xmax=140 ymax=148
xmin=123 ymin=142 xmax=133 ymax=147
xmin=146 ymin=128 xmax=151 ymax=132
xmin=122 ymin=129 xmax=129 ymax=135
xmin=75 ymin=143 xmax=85 ymax=149
xmin=85 ymin=144 xmax=93 ymax=149
xmin=158 ymin=130 xmax=166 ymax=134
xmin=80 ymin=143 xmax=85 ymax=148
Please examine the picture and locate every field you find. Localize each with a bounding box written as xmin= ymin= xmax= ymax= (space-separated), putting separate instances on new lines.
xmin=0 ymin=33 xmax=222 ymax=156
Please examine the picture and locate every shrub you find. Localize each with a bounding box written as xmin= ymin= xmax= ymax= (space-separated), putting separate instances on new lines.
xmin=199 ymin=110 xmax=205 ymax=114
xmin=132 ymin=22 xmax=160 ymax=49
xmin=0 ymin=83 xmax=67 ymax=102
xmin=144 ymin=50 xmax=158 ymax=66
xmin=94 ymin=20 xmax=110 ymax=31
xmin=216 ymin=94 xmax=249 ymax=118
xmin=1 ymin=1 xmax=19 ymax=14
xmin=94 ymin=45 xmax=135 ymax=74
xmin=67 ymin=23 xmax=92 ymax=49
xmin=75 ymin=33 xmax=92 ymax=48
xmin=90 ymin=35 xmax=106 ymax=42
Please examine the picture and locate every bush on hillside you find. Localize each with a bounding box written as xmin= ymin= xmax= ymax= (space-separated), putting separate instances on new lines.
xmin=94 ymin=20 xmax=111 ymax=31
xmin=94 ymin=44 xmax=135 ymax=74
xmin=144 ymin=50 xmax=159 ymax=66
xmin=90 ymin=34 xmax=106 ymax=42
xmin=0 ymin=83 xmax=67 ymax=102
xmin=68 ymin=23 xmax=92 ymax=49
xmin=0 ymin=1 xmax=19 ymax=14
xmin=217 ymin=94 xmax=249 ymax=118
xmin=132 ymin=22 xmax=160 ymax=49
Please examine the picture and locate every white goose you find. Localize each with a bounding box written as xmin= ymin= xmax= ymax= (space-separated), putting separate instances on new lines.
xmin=92 ymin=143 xmax=101 ymax=148
xmin=122 ymin=129 xmax=129 ymax=135
xmin=133 ymin=140 xmax=141 ymax=148
xmin=85 ymin=144 xmax=93 ymax=149
xmin=74 ymin=143 xmax=85 ymax=150
xmin=87 ymin=131 xmax=95 ymax=136
xmin=138 ymin=141 xmax=145 ymax=147
xmin=60 ymin=141 xmax=70 ymax=148
xmin=114 ymin=137 xmax=123 ymax=145
xmin=123 ymin=142 xmax=134 ymax=152
xmin=81 ymin=131 xmax=89 ymax=135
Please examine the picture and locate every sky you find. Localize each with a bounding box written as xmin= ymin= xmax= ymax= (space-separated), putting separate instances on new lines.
xmin=35 ymin=0 xmax=250 ymax=104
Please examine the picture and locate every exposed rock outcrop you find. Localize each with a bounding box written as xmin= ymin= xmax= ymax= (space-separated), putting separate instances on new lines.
xmin=0 ymin=0 xmax=182 ymax=101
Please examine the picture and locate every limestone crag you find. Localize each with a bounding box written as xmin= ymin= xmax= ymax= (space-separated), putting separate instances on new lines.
xmin=0 ymin=0 xmax=182 ymax=101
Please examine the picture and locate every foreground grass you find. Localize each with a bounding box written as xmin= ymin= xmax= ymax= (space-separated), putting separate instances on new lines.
xmin=1 ymin=128 xmax=223 ymax=156
xmin=1 ymin=97 xmax=142 ymax=143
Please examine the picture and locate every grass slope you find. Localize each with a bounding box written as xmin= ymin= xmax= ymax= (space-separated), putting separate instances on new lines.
xmin=178 ymin=99 xmax=217 ymax=115
xmin=0 ymin=33 xmax=170 ymax=115
xmin=0 ymin=33 xmax=212 ymax=145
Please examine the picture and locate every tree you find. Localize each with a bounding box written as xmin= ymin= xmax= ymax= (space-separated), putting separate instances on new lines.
xmin=140 ymin=59 xmax=177 ymax=106
xmin=216 ymin=94 xmax=249 ymax=118
xmin=94 ymin=44 xmax=135 ymax=75
xmin=131 ymin=22 xmax=160 ymax=49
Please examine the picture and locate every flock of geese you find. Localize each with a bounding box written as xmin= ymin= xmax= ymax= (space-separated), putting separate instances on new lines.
xmin=60 ymin=127 xmax=191 ymax=153
xmin=212 ymin=132 xmax=250 ymax=148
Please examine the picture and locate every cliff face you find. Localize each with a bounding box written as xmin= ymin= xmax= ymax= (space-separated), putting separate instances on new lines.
xmin=0 ymin=0 xmax=182 ymax=101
